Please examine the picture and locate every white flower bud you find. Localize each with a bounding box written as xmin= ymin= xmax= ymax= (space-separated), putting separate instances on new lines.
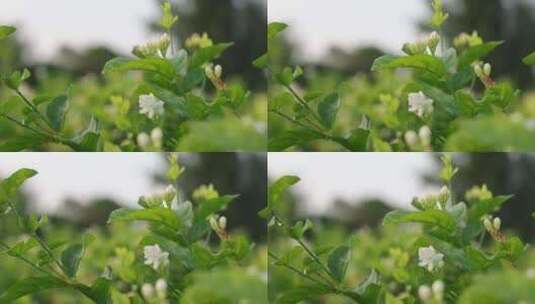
xmin=493 ymin=217 xmax=501 ymax=230
xmin=151 ymin=128 xmax=163 ymax=146
xmin=204 ymin=65 xmax=214 ymax=78
xmin=432 ymin=280 xmax=445 ymax=296
xmin=438 ymin=186 xmax=450 ymax=203
xmin=214 ymin=65 xmax=223 ymax=78
xmin=483 ymin=218 xmax=493 ymax=231
xmin=418 ymin=285 xmax=432 ymax=301
xmin=141 ymin=283 xmax=155 ymax=300
xmin=137 ymin=133 xmax=150 ymax=148
xmin=209 ymin=216 xmax=219 ymax=231
xmin=404 ymin=131 xmax=418 ymax=147
xmin=155 ymin=278 xmax=168 ymax=298
xmin=474 ymin=64 xmax=483 ymax=77
xmin=483 ymin=63 xmax=492 ymax=76
xmin=218 ymin=216 xmax=227 ymax=229
xmin=419 ymin=126 xmax=432 ymax=145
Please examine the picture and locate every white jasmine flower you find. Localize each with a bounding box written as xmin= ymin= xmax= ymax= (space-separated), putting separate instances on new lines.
xmin=144 ymin=244 xmax=169 ymax=270
xmin=408 ymin=92 xmax=434 ymax=118
xmin=418 ymin=246 xmax=444 ymax=272
xmin=139 ymin=94 xmax=164 ymax=119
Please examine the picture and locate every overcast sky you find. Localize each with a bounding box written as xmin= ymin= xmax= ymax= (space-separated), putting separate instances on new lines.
xmin=268 ymin=153 xmax=440 ymax=214
xmin=0 ymin=0 xmax=426 ymax=62
xmin=0 ymin=0 xmax=158 ymax=61
xmin=268 ymin=0 xmax=427 ymax=60
xmin=0 ymin=153 xmax=165 ymax=212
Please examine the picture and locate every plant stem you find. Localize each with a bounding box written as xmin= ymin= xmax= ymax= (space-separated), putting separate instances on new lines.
xmin=284 ymin=84 xmax=325 ymax=129
xmin=268 ymin=251 xmax=331 ymax=287
xmin=15 ymin=89 xmax=54 ymax=131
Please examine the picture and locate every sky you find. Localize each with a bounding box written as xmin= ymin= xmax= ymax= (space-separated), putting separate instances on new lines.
xmin=0 ymin=153 xmax=165 ymax=212
xmin=268 ymin=0 xmax=428 ymax=60
xmin=0 ymin=0 xmax=159 ymax=61
xmin=268 ymin=153 xmax=440 ymax=214
xmin=0 ymin=0 xmax=427 ymax=62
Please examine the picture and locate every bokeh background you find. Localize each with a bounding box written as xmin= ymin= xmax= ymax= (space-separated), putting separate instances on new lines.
xmin=269 ymin=153 xmax=535 ymax=241
xmin=268 ymin=0 xmax=535 ymax=89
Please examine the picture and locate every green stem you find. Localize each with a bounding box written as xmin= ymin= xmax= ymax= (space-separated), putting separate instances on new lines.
xmin=269 ymin=251 xmax=331 ymax=288
xmin=15 ymin=89 xmax=54 ymax=131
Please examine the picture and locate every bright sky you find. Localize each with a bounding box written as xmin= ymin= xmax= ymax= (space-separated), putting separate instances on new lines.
xmin=268 ymin=0 xmax=427 ymax=60
xmin=268 ymin=153 xmax=440 ymax=214
xmin=0 ymin=0 xmax=159 ymax=61
xmin=0 ymin=153 xmax=165 ymax=212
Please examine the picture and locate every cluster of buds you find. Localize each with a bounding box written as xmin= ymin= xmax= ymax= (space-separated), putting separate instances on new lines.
xmin=402 ymin=31 xmax=440 ymax=56
xmin=137 ymin=128 xmax=164 ymax=151
xmin=209 ymin=215 xmax=229 ymax=240
xmin=185 ymin=32 xmax=213 ymax=50
xmin=204 ymin=63 xmax=225 ymax=90
xmin=483 ymin=215 xmax=505 ymax=242
xmin=141 ymin=279 xmax=169 ymax=304
xmin=414 ymin=186 xmax=450 ymax=210
xmin=192 ymin=184 xmax=219 ymax=202
xmin=138 ymin=185 xmax=178 ymax=209
xmin=404 ymin=126 xmax=432 ymax=151
xmin=473 ymin=62 xmax=495 ymax=88
xmin=133 ymin=34 xmax=171 ymax=58
xmin=465 ymin=184 xmax=493 ymax=202
xmin=453 ymin=31 xmax=483 ymax=49
xmin=418 ymin=280 xmax=445 ymax=304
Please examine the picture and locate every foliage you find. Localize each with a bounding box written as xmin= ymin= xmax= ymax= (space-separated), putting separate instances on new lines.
xmin=0 ymin=154 xmax=266 ymax=303
xmin=0 ymin=1 xmax=265 ymax=152
xmin=268 ymin=154 xmax=535 ymax=303
xmin=266 ymin=0 xmax=535 ymax=152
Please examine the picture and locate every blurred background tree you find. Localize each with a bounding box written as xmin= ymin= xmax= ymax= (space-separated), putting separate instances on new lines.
xmin=152 ymin=0 xmax=266 ymax=90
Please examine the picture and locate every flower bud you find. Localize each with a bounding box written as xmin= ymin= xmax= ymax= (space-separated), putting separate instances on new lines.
xmin=473 ymin=64 xmax=483 ymax=77
xmin=209 ymin=216 xmax=219 ymax=231
xmin=419 ymin=126 xmax=432 ymax=146
xmin=151 ymin=128 xmax=163 ymax=147
xmin=404 ymin=131 xmax=418 ymax=147
xmin=218 ymin=216 xmax=227 ymax=230
xmin=438 ymin=186 xmax=450 ymax=203
xmin=137 ymin=133 xmax=150 ymax=148
xmin=483 ymin=63 xmax=492 ymax=76
xmin=163 ymin=185 xmax=177 ymax=203
xmin=483 ymin=217 xmax=493 ymax=232
xmin=418 ymin=285 xmax=432 ymax=301
xmin=427 ymin=31 xmax=440 ymax=52
xmin=155 ymin=278 xmax=168 ymax=298
xmin=493 ymin=217 xmax=501 ymax=231
xmin=214 ymin=65 xmax=223 ymax=78
xmin=141 ymin=283 xmax=155 ymax=300
xmin=204 ymin=64 xmax=214 ymax=78
xmin=432 ymin=280 xmax=444 ymax=296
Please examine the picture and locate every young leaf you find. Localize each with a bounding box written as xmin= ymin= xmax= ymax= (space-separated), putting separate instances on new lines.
xmin=0 ymin=276 xmax=68 ymax=302
xmin=269 ymin=176 xmax=300 ymax=208
xmin=268 ymin=22 xmax=288 ymax=40
xmin=46 ymin=95 xmax=69 ymax=132
xmin=102 ymin=57 xmax=175 ymax=79
xmin=194 ymin=195 xmax=238 ymax=221
xmin=61 ymin=243 xmax=85 ymax=278
xmin=458 ymin=41 xmax=503 ymax=67
xmin=0 ymin=25 xmax=16 ymax=39
xmin=289 ymin=219 xmax=313 ymax=239
xmin=327 ymin=245 xmax=351 ymax=283
xmin=383 ymin=210 xmax=457 ymax=234
xmin=523 ymin=52 xmax=535 ymax=65
xmin=468 ymin=195 xmax=513 ymax=220
xmin=371 ymin=54 xmax=446 ymax=76
xmin=0 ymin=168 xmax=38 ymax=206
xmin=317 ymin=93 xmax=340 ymax=129
xmin=190 ymin=43 xmax=233 ymax=69
xmin=108 ymin=207 xmax=182 ymax=230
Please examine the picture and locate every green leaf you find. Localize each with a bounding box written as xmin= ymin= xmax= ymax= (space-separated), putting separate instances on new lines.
xmin=523 ymin=52 xmax=535 ymax=65
xmin=383 ymin=209 xmax=457 ymax=234
xmin=327 ymin=246 xmax=351 ymax=283
xmin=0 ymin=276 xmax=68 ymax=302
xmin=46 ymin=95 xmax=69 ymax=132
xmin=61 ymin=243 xmax=85 ymax=278
xmin=253 ymin=54 xmax=268 ymax=69
xmin=289 ymin=219 xmax=313 ymax=239
xmin=268 ymin=130 xmax=323 ymax=151
xmin=269 ymin=176 xmax=300 ymax=208
xmin=268 ymin=22 xmax=288 ymax=40
xmin=345 ymin=128 xmax=370 ymax=151
xmin=78 ymin=278 xmax=112 ymax=304
xmin=190 ymin=43 xmax=233 ymax=69
xmin=317 ymin=93 xmax=340 ymax=129
xmin=102 ymin=57 xmax=175 ymax=79
xmin=276 ymin=285 xmax=331 ymax=304
xmin=7 ymin=238 xmax=38 ymax=257
xmin=458 ymin=41 xmax=503 ymax=67
xmin=0 ymin=168 xmax=38 ymax=206
xmin=468 ymin=195 xmax=513 ymax=220
xmin=0 ymin=26 xmax=16 ymax=39
xmin=371 ymin=54 xmax=446 ymax=76
xmin=194 ymin=195 xmax=238 ymax=221
xmin=5 ymin=69 xmax=31 ymax=90
xmin=108 ymin=207 xmax=182 ymax=230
